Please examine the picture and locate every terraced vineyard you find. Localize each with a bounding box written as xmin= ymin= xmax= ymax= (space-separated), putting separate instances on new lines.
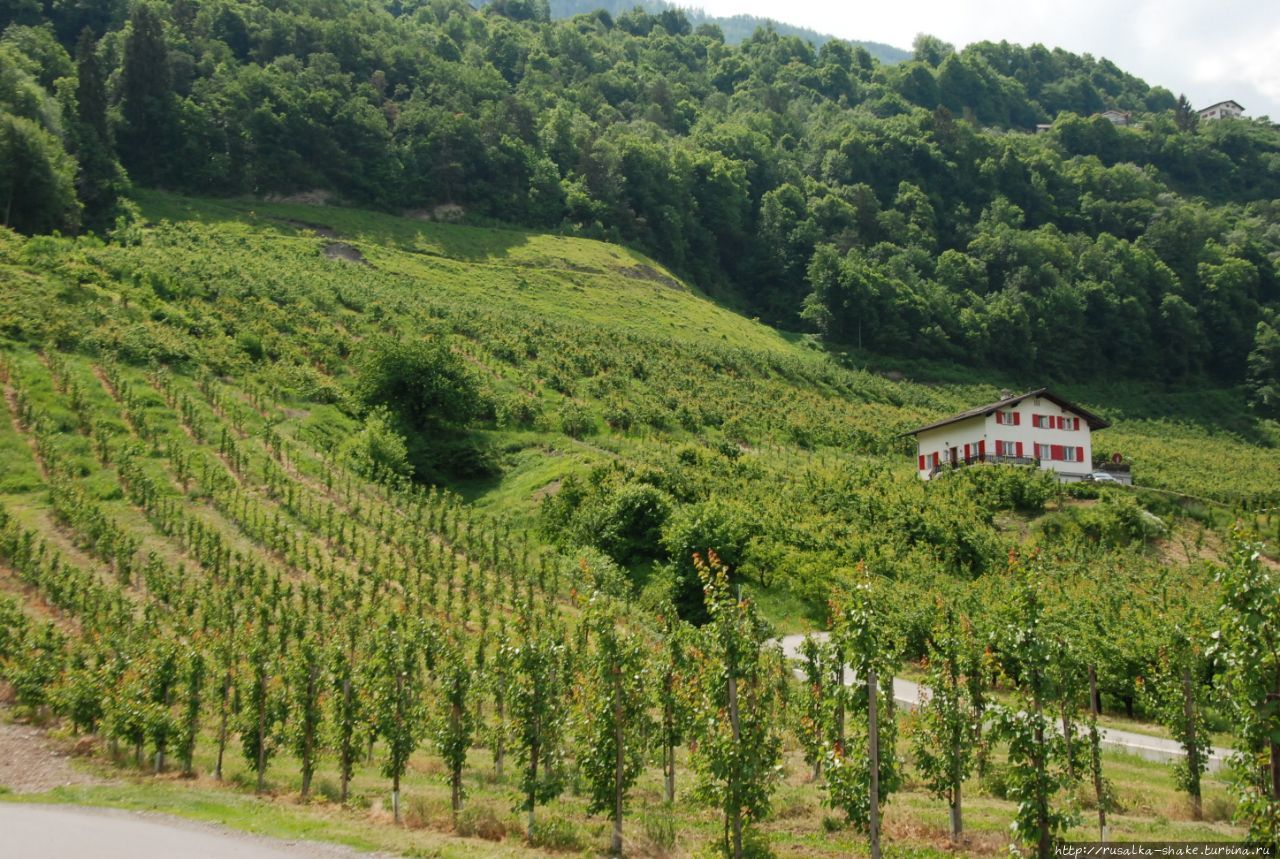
xmin=1 ymin=194 xmax=1277 ymax=857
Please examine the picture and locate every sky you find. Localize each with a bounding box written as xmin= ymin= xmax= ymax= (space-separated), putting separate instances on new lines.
xmin=692 ymin=0 xmax=1280 ymax=120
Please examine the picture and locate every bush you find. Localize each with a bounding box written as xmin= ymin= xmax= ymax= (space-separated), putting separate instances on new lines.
xmin=495 ymin=391 xmax=541 ymax=428
xmin=960 ymin=464 xmax=1055 ymax=513
xmin=594 ymin=482 xmax=673 ymax=566
xmin=456 ymin=803 xmax=506 ymax=840
xmin=978 ymin=763 xmax=1009 ymax=799
xmin=638 ymin=804 xmax=677 ymax=853
xmin=662 ymin=498 xmax=751 ymax=624
xmin=341 ymin=407 xmax=412 ymax=482
xmin=354 ymin=336 xmax=483 ymax=433
xmin=558 ymin=400 xmax=592 ymax=438
xmin=528 ymin=814 xmax=584 ymax=852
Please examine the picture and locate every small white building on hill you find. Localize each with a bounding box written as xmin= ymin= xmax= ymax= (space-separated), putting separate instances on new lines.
xmin=904 ymin=388 xmax=1111 ymax=482
xmin=1198 ymin=100 xmax=1244 ymax=121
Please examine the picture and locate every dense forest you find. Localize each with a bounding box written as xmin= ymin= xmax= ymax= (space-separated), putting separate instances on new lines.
xmin=1 ymin=0 xmax=1279 ymax=394
xmin=543 ymin=0 xmax=912 ymax=61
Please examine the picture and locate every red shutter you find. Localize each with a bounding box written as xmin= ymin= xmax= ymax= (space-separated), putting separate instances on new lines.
xmin=964 ymin=443 xmax=971 ymax=462
xmin=978 ymin=440 xmax=986 ymax=457
xmin=995 ymin=412 xmax=1003 ymax=425
xmin=1057 ymin=416 xmax=1065 ymax=430
xmin=1051 ymin=444 xmax=1063 ymax=461
xmin=1013 ymin=412 xmax=1021 ymax=426
xmin=1074 ymin=417 xmax=1080 ymax=431
xmin=1076 ymin=446 xmax=1084 ymax=463
xmin=1016 ymin=441 xmax=1023 ymax=457
xmin=919 ymin=454 xmax=926 ymax=471
xmin=932 ymin=452 xmax=939 ymax=468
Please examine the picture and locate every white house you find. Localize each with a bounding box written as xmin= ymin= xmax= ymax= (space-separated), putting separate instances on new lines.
xmin=904 ymin=388 xmax=1110 ymax=482
xmin=1198 ymin=100 xmax=1244 ymax=121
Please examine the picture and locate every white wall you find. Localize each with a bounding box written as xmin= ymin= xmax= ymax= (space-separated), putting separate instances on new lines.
xmin=914 ymin=415 xmax=988 ymax=476
xmin=916 ymin=394 xmax=1095 ymax=479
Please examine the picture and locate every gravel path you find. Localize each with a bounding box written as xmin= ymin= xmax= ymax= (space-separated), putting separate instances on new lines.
xmin=0 ymin=720 xmax=101 ymax=794
xmin=0 ymin=804 xmax=391 ymax=859
xmin=776 ymin=632 xmax=1231 ymax=772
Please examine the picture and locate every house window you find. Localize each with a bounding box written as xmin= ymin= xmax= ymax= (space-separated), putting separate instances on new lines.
xmin=996 ymin=410 xmax=1020 ymax=425
xmin=1062 ymin=447 xmax=1079 ymax=462
xmin=1033 ymin=414 xmax=1050 ymax=429
xmin=1036 ymin=443 xmax=1052 ymax=460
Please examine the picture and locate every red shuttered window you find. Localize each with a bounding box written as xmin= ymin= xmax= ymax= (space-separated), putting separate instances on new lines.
xmin=1051 ymin=444 xmax=1063 ymax=460
xmin=919 ymin=454 xmax=926 ymax=470
xmin=1016 ymin=441 xmax=1023 ymax=457
xmin=978 ymin=439 xmax=986 ymax=457
xmin=1076 ymin=446 xmax=1084 ymax=462
xmin=1013 ymin=412 xmax=1021 ymax=426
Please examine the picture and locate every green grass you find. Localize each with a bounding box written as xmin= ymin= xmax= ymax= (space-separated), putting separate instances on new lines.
xmin=0 ymin=192 xmax=1272 ymax=859
xmin=0 ymin=708 xmax=1245 ymax=859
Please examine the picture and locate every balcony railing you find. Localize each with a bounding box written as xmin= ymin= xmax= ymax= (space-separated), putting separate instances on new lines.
xmin=929 ymin=454 xmax=1037 ymax=477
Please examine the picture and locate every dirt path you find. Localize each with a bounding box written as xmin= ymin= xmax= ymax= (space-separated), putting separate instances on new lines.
xmin=0 ymin=720 xmax=101 ymax=794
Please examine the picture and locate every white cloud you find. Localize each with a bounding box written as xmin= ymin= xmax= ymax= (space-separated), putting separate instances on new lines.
xmin=691 ymin=0 xmax=1280 ymax=119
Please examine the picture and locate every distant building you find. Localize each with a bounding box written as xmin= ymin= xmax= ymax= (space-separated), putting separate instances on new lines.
xmin=1097 ymin=109 xmax=1133 ymax=126
xmin=903 ymin=388 xmax=1114 ymax=483
xmin=1198 ymin=100 xmax=1245 ymax=121
xmin=1034 ymin=123 xmax=1053 ymax=134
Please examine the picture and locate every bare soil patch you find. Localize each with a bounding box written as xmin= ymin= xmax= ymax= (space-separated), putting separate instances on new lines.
xmin=0 ymin=717 xmax=103 ymax=794
xmin=323 ymin=242 xmax=367 ymax=265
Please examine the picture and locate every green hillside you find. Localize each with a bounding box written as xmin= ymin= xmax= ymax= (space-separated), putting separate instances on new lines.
xmin=543 ymin=0 xmax=912 ymax=61
xmin=1 ymin=195 xmax=1278 ymax=855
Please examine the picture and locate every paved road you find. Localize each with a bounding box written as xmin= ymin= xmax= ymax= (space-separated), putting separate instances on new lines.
xmin=777 ymin=632 xmax=1230 ymax=772
xmin=0 ymin=804 xmax=385 ymax=859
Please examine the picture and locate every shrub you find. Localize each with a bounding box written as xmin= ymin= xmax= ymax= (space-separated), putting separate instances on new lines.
xmin=341 ymin=406 xmax=412 ymax=482
xmin=638 ymin=804 xmax=677 ymax=853
xmin=978 ymin=763 xmax=1009 ymax=799
xmin=558 ymin=400 xmax=592 ymax=438
xmin=528 ymin=814 xmax=584 ymax=852
xmin=661 ymin=498 xmax=751 ymax=624
xmin=456 ymin=803 xmax=507 ymax=840
xmin=354 ymin=336 xmax=483 ymax=433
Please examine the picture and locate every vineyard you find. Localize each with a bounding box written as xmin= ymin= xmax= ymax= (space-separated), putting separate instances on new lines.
xmin=1 ymin=194 xmax=1280 ymax=857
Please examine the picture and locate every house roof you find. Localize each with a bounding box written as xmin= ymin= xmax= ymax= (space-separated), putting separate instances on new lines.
xmin=900 ymin=388 xmax=1111 ymax=437
xmin=1199 ymin=100 xmax=1245 ymax=113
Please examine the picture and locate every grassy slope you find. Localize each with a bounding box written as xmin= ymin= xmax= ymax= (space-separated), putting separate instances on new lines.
xmin=135 ymin=192 xmax=1280 ymax=509
xmin=0 ymin=191 xmax=1271 ymax=855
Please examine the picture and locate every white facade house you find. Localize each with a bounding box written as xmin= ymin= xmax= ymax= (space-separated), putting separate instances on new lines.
xmin=1198 ymin=100 xmax=1245 ymax=121
xmin=905 ymin=388 xmax=1110 ymax=482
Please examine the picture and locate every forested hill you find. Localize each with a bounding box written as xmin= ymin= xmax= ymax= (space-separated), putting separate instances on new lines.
xmin=2 ymin=0 xmax=1279 ymax=399
xmin=541 ymin=0 xmax=912 ymax=61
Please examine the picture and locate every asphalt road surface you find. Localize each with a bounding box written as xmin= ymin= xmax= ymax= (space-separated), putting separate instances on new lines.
xmin=0 ymin=804 xmax=384 ymax=859
xmin=776 ymin=632 xmax=1230 ymax=772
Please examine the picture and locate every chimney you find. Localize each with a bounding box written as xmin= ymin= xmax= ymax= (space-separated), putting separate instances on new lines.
xmin=999 ymin=388 xmax=1013 ymax=400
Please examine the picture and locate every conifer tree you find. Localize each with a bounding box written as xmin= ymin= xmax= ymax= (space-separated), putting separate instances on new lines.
xmin=117 ymin=3 xmax=174 ymax=185
xmin=71 ymin=27 xmax=123 ymax=231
